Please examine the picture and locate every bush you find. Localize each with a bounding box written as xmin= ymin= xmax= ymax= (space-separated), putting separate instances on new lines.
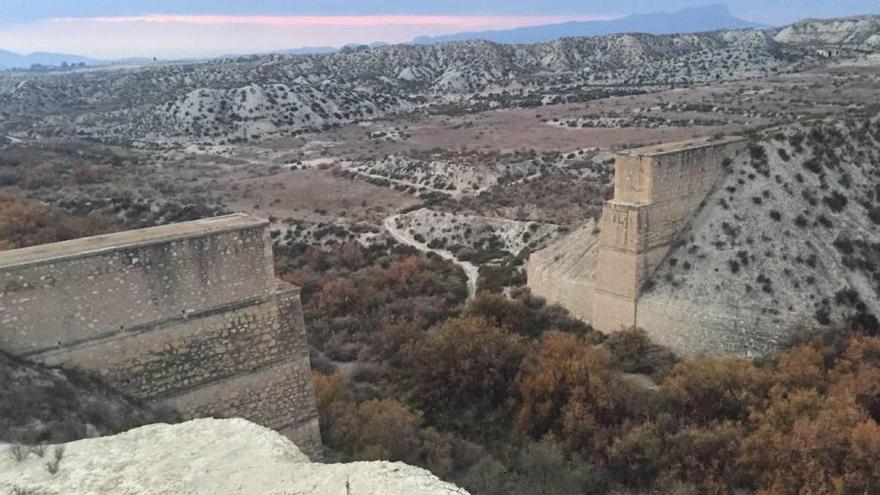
xmin=23 ymin=164 xmax=58 ymax=189
xmin=9 ymin=444 xmax=27 ymax=462
xmin=404 ymin=316 xmax=526 ymax=436
xmin=823 ymin=192 xmax=848 ymax=213
xmin=0 ymin=169 xmax=22 ymax=186
xmin=802 ymin=158 xmax=822 ymax=174
xmin=338 ymin=399 xmax=423 ymax=463
xmin=465 ymin=292 xmax=592 ymax=338
xmin=605 ymin=328 xmax=678 ymax=378
xmin=71 ymin=165 xmax=111 ymax=185
xmin=728 ymin=259 xmax=741 ymax=274
xmin=777 ymin=148 xmax=790 ymax=161
xmin=833 ymin=236 xmax=854 ymax=255
xmin=45 ymin=446 xmax=64 ymax=475
xmin=660 ymin=358 xmax=770 ymax=423
xmin=868 ymin=207 xmax=880 ymax=225
xmin=0 ymin=193 xmax=118 ymax=250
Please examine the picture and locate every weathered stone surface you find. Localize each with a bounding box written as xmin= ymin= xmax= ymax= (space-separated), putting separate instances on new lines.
xmin=0 ymin=419 xmax=467 ymax=495
xmin=526 ymin=220 xmax=599 ymax=322
xmin=0 ymin=214 xmax=321 ymax=455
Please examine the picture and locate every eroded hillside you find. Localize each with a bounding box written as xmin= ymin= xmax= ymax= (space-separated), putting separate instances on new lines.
xmin=643 ymin=116 xmax=880 ymax=353
xmin=0 ymin=27 xmax=829 ymax=141
xmin=775 ymin=15 xmax=880 ymax=49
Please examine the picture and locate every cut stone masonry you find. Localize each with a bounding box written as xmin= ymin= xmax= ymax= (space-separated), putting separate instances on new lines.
xmin=529 ymin=137 xmax=747 ymax=347
xmin=0 ymin=213 xmax=321 ymax=455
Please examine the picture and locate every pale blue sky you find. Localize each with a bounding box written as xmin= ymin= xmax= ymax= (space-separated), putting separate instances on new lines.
xmin=3 ymin=0 xmax=878 ymax=22
xmin=1 ymin=1 xmax=878 ymax=58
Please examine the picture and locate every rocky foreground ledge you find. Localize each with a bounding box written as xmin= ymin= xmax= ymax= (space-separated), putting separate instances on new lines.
xmin=0 ymin=418 xmax=469 ymax=495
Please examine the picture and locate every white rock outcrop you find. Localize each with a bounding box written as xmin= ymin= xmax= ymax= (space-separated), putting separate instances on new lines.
xmin=0 ymin=418 xmax=469 ymax=495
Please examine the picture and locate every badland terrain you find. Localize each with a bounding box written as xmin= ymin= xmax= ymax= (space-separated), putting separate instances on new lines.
xmin=2 ymin=12 xmax=880 ymax=495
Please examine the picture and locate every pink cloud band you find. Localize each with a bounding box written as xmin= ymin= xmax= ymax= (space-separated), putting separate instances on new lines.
xmin=53 ymin=14 xmax=614 ymax=29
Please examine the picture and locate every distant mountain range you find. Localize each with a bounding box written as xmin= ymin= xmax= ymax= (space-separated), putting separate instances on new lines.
xmin=278 ymin=47 xmax=337 ymax=56
xmin=279 ymin=42 xmax=389 ymax=56
xmin=0 ymin=49 xmax=97 ymax=70
xmin=412 ymin=4 xmax=763 ymax=45
xmin=0 ymin=5 xmax=800 ymax=70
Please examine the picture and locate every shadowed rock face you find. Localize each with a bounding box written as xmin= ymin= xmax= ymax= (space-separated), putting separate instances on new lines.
xmin=0 ymin=349 xmax=175 ymax=445
xmin=0 ymin=418 xmax=469 ymax=495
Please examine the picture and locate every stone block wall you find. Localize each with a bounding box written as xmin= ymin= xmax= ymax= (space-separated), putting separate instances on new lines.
xmin=528 ymin=138 xmax=748 ymax=343
xmin=0 ymin=214 xmax=321 ymax=455
xmin=526 ymin=221 xmax=600 ymax=323
xmin=591 ymin=137 xmax=746 ymax=333
xmin=635 ymin=294 xmax=792 ymax=356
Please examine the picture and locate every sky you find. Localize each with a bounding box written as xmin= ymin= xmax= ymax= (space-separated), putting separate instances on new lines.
xmin=1 ymin=0 xmax=878 ymax=59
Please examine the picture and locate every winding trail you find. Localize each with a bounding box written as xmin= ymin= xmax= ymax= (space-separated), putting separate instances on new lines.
xmin=383 ymin=214 xmax=479 ymax=299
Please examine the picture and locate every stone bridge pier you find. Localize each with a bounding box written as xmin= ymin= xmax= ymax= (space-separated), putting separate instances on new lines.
xmin=0 ymin=213 xmax=321 ymax=456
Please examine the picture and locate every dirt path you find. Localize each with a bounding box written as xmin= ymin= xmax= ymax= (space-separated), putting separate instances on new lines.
xmin=383 ymin=215 xmax=479 ymax=298
xmin=352 ymin=170 xmax=458 ymax=196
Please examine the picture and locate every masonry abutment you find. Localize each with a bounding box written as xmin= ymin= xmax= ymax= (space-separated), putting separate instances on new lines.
xmin=527 ymin=137 xmax=747 ymax=342
xmin=592 ymin=137 xmax=747 ymax=333
xmin=0 ymin=213 xmax=321 ymax=456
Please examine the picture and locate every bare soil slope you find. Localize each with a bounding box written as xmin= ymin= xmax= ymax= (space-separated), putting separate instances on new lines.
xmin=641 ymin=116 xmax=880 ymax=353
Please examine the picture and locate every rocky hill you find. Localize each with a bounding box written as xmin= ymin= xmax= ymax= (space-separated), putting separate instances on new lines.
xmin=0 ymin=419 xmax=469 ymax=495
xmin=6 ymin=16 xmax=874 ymax=141
xmin=642 ymin=116 xmax=880 ymax=353
xmin=413 ymin=4 xmax=762 ymax=44
xmin=0 ymin=50 xmax=96 ymax=71
xmin=774 ymin=15 xmax=880 ymax=49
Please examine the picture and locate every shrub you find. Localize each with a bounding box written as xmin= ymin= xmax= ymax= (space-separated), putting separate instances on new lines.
xmin=823 ymin=192 xmax=848 ymax=213
xmin=71 ymin=165 xmax=111 ymax=185
xmin=728 ymin=259 xmax=741 ymax=274
xmin=815 ymin=308 xmax=831 ymax=325
xmin=9 ymin=444 xmax=28 ymax=462
xmin=777 ymin=148 xmax=790 ymax=161
xmin=23 ymin=164 xmax=58 ymax=189
xmin=45 ymin=446 xmax=64 ymax=475
xmin=404 ymin=316 xmax=527 ymax=436
xmin=833 ymin=236 xmax=854 ymax=255
xmin=0 ymin=169 xmax=22 ymax=186
xmin=802 ymin=158 xmax=822 ymax=174
xmin=868 ymin=207 xmax=880 ymax=225
xmin=337 ymin=399 xmax=423 ymax=464
xmin=605 ymin=328 xmax=678 ymax=378
xmin=31 ymin=443 xmax=46 ymax=458
xmin=817 ymin=215 xmax=833 ymax=228
xmin=0 ymin=193 xmax=118 ymax=250
xmin=660 ymin=357 xmax=770 ymax=423
xmin=748 ymin=143 xmax=767 ymax=163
